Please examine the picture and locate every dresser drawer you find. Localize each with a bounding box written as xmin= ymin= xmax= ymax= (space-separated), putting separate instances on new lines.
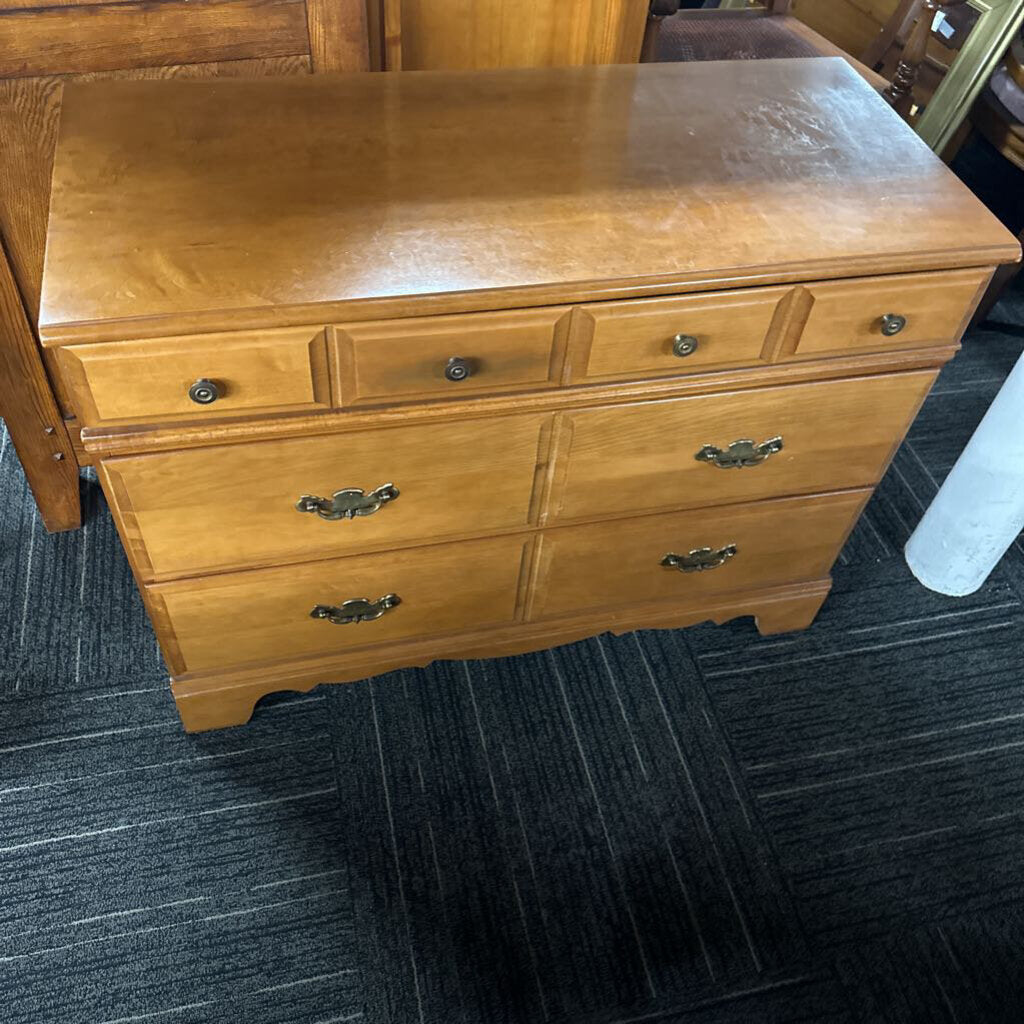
xmin=533 ymin=490 xmax=868 ymax=620
xmin=57 ymin=327 xmax=331 ymax=427
xmin=787 ymin=268 xmax=988 ymax=359
xmin=153 ymin=533 xmax=529 ymax=674
xmin=569 ymin=286 xmax=789 ymax=383
xmin=102 ymin=414 xmax=547 ymax=580
xmin=332 ymin=307 xmax=570 ymax=406
xmin=554 ymin=370 xmax=935 ymax=522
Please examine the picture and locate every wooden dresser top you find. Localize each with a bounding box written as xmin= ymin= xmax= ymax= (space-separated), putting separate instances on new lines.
xmin=40 ymin=58 xmax=1019 ymax=343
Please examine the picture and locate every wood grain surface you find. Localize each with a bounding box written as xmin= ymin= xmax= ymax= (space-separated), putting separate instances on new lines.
xmin=552 ymin=370 xmax=935 ymax=520
xmin=0 ymin=0 xmax=311 ymax=78
xmin=153 ymin=532 xmax=531 ymax=673
xmin=391 ymin=0 xmax=647 ymax=70
xmin=101 ymin=413 xmax=548 ymax=579
xmin=40 ymin=59 xmax=1020 ymax=341
xmin=532 ymin=490 xmax=869 ymax=619
xmin=58 ymin=327 xmax=330 ymax=426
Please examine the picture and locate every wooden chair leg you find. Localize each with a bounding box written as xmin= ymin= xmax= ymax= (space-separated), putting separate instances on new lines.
xmin=883 ymin=0 xmax=940 ymax=119
xmin=641 ymin=2 xmax=679 ymax=63
xmin=861 ymin=0 xmax=920 ymax=71
xmin=970 ymin=230 xmax=1024 ymax=327
xmin=0 ymin=241 xmax=80 ymax=532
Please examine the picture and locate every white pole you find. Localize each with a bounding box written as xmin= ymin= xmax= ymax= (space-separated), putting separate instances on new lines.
xmin=905 ymin=349 xmax=1024 ymax=596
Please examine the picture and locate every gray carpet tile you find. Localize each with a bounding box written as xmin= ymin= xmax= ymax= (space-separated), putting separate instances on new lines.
xmin=325 ymin=645 xmax=814 ymax=1023
xmin=0 ymin=456 xmax=159 ymax=698
xmin=0 ymin=688 xmax=363 ymax=1024
xmin=834 ymin=910 xmax=1024 ymax=1024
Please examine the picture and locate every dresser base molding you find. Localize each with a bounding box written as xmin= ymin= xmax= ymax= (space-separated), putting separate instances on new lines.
xmin=169 ymin=576 xmax=832 ymax=732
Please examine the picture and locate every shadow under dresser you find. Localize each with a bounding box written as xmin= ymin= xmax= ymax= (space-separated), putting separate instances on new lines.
xmin=37 ymin=59 xmax=1021 ymax=730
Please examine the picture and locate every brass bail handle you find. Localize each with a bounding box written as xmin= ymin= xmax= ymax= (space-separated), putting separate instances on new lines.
xmin=695 ymin=437 xmax=783 ymax=470
xmin=661 ymin=545 xmax=737 ymax=573
xmin=296 ymin=483 xmax=399 ymax=521
xmin=310 ymin=594 xmax=401 ymax=624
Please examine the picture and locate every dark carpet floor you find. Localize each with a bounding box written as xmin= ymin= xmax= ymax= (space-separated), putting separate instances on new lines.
xmin=2 ymin=141 xmax=1024 ymax=1023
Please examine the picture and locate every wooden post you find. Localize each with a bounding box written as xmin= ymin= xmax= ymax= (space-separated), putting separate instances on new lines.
xmin=641 ymin=1 xmax=679 ymax=63
xmin=306 ymin=0 xmax=370 ymax=72
xmin=883 ymin=0 xmax=968 ymax=118
xmin=0 ymin=238 xmax=80 ymax=532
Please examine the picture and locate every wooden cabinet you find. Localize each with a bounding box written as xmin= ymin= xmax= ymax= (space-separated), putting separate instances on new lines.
xmin=38 ymin=61 xmax=1021 ymax=731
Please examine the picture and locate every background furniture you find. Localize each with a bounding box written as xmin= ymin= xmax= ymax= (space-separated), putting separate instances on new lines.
xmin=0 ymin=0 xmax=370 ymax=533
xmin=863 ymin=0 xmax=1024 ymax=153
xmin=642 ymin=0 xmax=889 ymax=87
xmin=38 ymin=60 xmax=1018 ymax=730
xmin=971 ymin=29 xmax=1024 ymax=317
xmin=644 ymin=1 xmax=1024 ymax=158
xmin=367 ymin=0 xmax=648 ymax=70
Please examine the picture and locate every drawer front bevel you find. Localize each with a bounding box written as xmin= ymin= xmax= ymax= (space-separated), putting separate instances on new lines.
xmin=785 ymin=268 xmax=990 ymax=359
xmin=102 ymin=413 xmax=549 ymax=580
xmin=333 ymin=306 xmax=570 ymax=406
xmin=553 ymin=370 xmax=936 ymax=522
xmin=153 ymin=533 xmax=530 ymax=673
xmin=569 ymin=285 xmax=790 ymax=383
xmin=532 ymin=490 xmax=869 ymax=620
xmin=57 ymin=327 xmax=331 ymax=427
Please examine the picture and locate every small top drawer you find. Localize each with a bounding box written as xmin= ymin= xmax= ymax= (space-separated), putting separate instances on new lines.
xmin=333 ymin=307 xmax=570 ymax=406
xmin=569 ymin=286 xmax=789 ymax=384
xmin=57 ymin=327 xmax=331 ymax=427
xmin=787 ymin=268 xmax=989 ymax=359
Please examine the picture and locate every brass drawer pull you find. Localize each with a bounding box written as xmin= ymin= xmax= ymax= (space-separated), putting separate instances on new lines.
xmin=880 ymin=313 xmax=907 ymax=336
xmin=295 ymin=483 xmax=399 ymax=521
xmin=311 ymin=594 xmax=401 ymax=624
xmin=672 ymin=333 xmax=699 ymax=357
xmin=188 ymin=378 xmax=220 ymax=405
xmin=445 ymin=356 xmax=473 ymax=381
xmin=662 ymin=545 xmax=737 ymax=573
xmin=695 ymin=436 xmax=783 ymax=469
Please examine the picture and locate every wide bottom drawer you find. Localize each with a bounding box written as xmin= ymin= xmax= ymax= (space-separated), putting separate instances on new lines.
xmin=152 ymin=489 xmax=868 ymax=677
xmin=532 ymin=489 xmax=870 ymax=620
xmin=152 ymin=533 xmax=530 ymax=674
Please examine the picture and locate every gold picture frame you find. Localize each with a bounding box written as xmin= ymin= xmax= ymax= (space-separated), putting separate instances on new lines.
xmin=915 ymin=0 xmax=1024 ymax=152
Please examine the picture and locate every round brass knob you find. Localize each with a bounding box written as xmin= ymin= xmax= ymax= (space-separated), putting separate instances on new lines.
xmin=444 ymin=356 xmax=472 ymax=382
xmin=188 ymin=378 xmax=220 ymax=405
xmin=880 ymin=313 xmax=907 ymax=337
xmin=672 ymin=334 xmax=699 ymax=357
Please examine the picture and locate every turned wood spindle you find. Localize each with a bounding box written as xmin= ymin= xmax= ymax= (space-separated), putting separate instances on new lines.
xmin=884 ymin=0 xmax=968 ymax=118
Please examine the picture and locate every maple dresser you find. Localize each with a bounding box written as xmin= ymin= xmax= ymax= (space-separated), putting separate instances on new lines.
xmin=38 ymin=59 xmax=1020 ymax=731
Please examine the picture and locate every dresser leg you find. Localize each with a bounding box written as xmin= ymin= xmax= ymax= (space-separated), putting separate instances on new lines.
xmin=173 ymin=684 xmax=262 ymax=733
xmin=752 ymin=580 xmax=831 ymax=636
